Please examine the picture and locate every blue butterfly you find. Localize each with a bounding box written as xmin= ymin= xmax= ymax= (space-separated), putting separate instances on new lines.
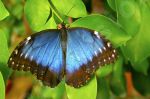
xmin=8 ymin=24 xmax=117 ymax=88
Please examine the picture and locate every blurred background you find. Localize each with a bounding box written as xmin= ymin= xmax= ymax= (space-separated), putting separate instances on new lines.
xmin=0 ymin=0 xmax=150 ymax=99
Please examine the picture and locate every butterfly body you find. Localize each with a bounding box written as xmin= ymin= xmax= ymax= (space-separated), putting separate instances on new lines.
xmin=8 ymin=24 xmax=117 ymax=88
xmin=59 ymin=23 xmax=67 ymax=53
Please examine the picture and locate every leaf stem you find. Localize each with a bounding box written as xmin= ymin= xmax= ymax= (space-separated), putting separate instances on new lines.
xmin=48 ymin=0 xmax=63 ymax=23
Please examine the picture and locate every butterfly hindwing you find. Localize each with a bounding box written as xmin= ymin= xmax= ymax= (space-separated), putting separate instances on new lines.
xmin=8 ymin=30 xmax=64 ymax=87
xmin=66 ymin=28 xmax=117 ymax=88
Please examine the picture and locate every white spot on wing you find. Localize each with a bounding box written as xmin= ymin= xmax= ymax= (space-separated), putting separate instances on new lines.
xmin=112 ymin=54 xmax=115 ymax=58
xmin=25 ymin=54 xmax=28 ymax=59
xmin=15 ymin=50 xmax=18 ymax=54
xmin=103 ymin=47 xmax=106 ymax=51
xmin=94 ymin=51 xmax=97 ymax=56
xmin=104 ymin=59 xmax=106 ymax=62
xmin=94 ymin=31 xmax=98 ymax=35
xmin=25 ymin=41 xmax=29 ymax=45
xmin=20 ymin=53 xmax=23 ymax=57
xmin=99 ymin=48 xmax=102 ymax=53
xmin=107 ymin=42 xmax=111 ymax=47
xmin=10 ymin=58 xmax=12 ymax=61
xmin=12 ymin=61 xmax=14 ymax=65
xmin=27 ymin=36 xmax=31 ymax=40
xmin=113 ymin=49 xmax=116 ymax=53
xmin=94 ymin=31 xmax=100 ymax=38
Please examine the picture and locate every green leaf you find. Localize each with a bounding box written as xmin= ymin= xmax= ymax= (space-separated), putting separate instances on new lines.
xmin=96 ymin=64 xmax=113 ymax=78
xmin=0 ymin=0 xmax=9 ymax=21
xmin=121 ymin=2 xmax=150 ymax=65
xmin=109 ymin=56 xmax=126 ymax=97
xmin=97 ymin=78 xmax=110 ymax=99
xmin=66 ymin=76 xmax=97 ymax=99
xmin=132 ymin=59 xmax=149 ymax=75
xmin=132 ymin=68 xmax=150 ymax=96
xmin=107 ymin=0 xmax=116 ymax=11
xmin=42 ymin=82 xmax=65 ymax=99
xmin=0 ymin=30 xmax=11 ymax=83
xmin=29 ymin=81 xmax=65 ymax=99
xmin=24 ymin=0 xmax=57 ymax=31
xmin=0 ymin=25 xmax=11 ymax=41
xmin=71 ymin=14 xmax=131 ymax=47
xmin=0 ymin=72 xmax=5 ymax=99
xmin=52 ymin=0 xmax=87 ymax=18
xmin=116 ymin=0 xmax=141 ymax=36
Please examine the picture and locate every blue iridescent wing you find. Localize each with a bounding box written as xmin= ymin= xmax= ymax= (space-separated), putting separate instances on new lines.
xmin=8 ymin=30 xmax=64 ymax=87
xmin=66 ymin=28 xmax=117 ymax=88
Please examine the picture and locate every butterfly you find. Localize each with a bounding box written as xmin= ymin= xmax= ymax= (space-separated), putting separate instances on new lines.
xmin=8 ymin=23 xmax=117 ymax=88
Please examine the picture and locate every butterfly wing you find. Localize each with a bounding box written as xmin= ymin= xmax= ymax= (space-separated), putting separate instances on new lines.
xmin=66 ymin=28 xmax=117 ymax=88
xmin=8 ymin=30 xmax=64 ymax=87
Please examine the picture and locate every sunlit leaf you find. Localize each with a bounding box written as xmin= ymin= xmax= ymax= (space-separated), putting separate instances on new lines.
xmin=0 ymin=0 xmax=9 ymax=21
xmin=121 ymin=2 xmax=150 ymax=65
xmin=66 ymin=76 xmax=97 ymax=99
xmin=0 ymin=72 xmax=5 ymax=99
xmin=116 ymin=0 xmax=141 ymax=36
xmin=24 ymin=0 xmax=57 ymax=31
xmin=52 ymin=0 xmax=87 ymax=18
xmin=0 ymin=30 xmax=11 ymax=83
xmin=42 ymin=81 xmax=65 ymax=99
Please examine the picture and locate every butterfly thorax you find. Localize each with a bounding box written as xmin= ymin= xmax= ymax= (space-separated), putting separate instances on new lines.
xmin=59 ymin=23 xmax=67 ymax=53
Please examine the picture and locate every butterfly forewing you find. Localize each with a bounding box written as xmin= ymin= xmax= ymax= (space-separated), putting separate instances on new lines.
xmin=66 ymin=28 xmax=117 ymax=88
xmin=8 ymin=29 xmax=64 ymax=88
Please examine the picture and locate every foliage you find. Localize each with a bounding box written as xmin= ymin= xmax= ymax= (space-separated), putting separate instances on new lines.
xmin=0 ymin=0 xmax=9 ymax=20
xmin=0 ymin=72 xmax=5 ymax=99
xmin=0 ymin=29 xmax=10 ymax=82
xmin=66 ymin=76 xmax=97 ymax=99
xmin=0 ymin=0 xmax=150 ymax=99
xmin=0 ymin=1 xmax=10 ymax=99
xmin=24 ymin=0 xmax=56 ymax=31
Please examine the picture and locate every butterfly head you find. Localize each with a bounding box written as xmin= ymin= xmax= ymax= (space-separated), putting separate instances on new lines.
xmin=57 ymin=23 xmax=66 ymax=30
